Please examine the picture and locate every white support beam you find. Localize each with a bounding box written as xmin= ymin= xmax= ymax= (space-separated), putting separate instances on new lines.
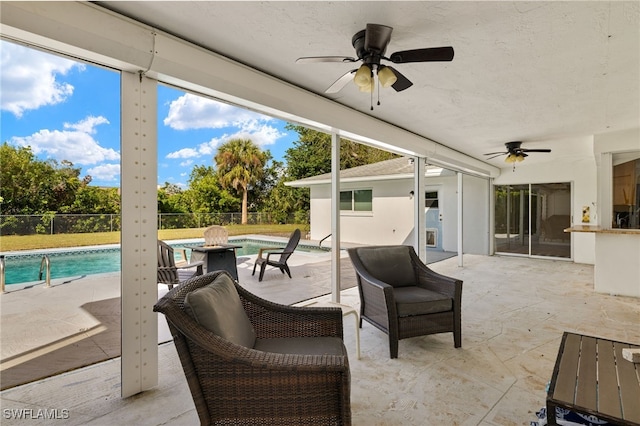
xmin=413 ymin=157 xmax=427 ymax=262
xmin=457 ymin=172 xmax=464 ymax=267
xmin=120 ymin=71 xmax=158 ymax=397
xmin=331 ymin=133 xmax=341 ymax=303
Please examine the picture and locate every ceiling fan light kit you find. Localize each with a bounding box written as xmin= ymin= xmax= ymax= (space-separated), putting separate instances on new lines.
xmin=354 ymin=64 xmax=372 ymax=88
xmin=377 ymin=65 xmax=397 ymax=88
xmin=296 ymin=23 xmax=454 ymax=109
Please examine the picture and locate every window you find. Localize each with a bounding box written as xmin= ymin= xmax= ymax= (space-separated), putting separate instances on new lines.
xmin=612 ymin=156 xmax=640 ymax=229
xmin=340 ymin=189 xmax=372 ymax=212
xmin=425 ymin=191 xmax=439 ymax=208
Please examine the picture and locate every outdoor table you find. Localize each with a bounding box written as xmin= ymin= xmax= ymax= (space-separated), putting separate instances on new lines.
xmin=547 ymin=332 xmax=640 ymax=425
xmin=185 ymin=244 xmax=241 ymax=280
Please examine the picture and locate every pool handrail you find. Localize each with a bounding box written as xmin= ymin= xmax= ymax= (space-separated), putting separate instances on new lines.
xmin=39 ymin=255 xmax=51 ymax=288
xmin=0 ymin=255 xmax=5 ymax=293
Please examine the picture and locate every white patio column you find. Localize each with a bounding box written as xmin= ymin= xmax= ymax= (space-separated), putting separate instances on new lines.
xmin=457 ymin=172 xmax=464 ymax=267
xmin=414 ymin=157 xmax=427 ymax=262
xmin=331 ymin=132 xmax=341 ymax=303
xmin=120 ymin=71 xmax=158 ymax=397
xmin=489 ymin=178 xmax=495 ymax=255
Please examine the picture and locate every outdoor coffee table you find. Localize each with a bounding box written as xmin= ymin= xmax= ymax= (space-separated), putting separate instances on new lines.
xmin=547 ymin=332 xmax=640 ymax=425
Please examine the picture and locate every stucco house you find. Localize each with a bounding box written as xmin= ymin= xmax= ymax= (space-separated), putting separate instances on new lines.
xmin=288 ymin=157 xmax=490 ymax=255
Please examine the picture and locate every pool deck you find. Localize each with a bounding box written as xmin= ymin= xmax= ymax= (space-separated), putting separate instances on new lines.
xmin=0 ymin=235 xmax=455 ymax=390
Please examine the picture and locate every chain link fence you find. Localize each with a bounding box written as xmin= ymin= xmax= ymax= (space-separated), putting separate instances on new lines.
xmin=0 ymin=212 xmax=296 ymax=236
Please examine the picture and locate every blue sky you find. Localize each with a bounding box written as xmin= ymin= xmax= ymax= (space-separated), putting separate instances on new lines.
xmin=1 ymin=40 xmax=297 ymax=188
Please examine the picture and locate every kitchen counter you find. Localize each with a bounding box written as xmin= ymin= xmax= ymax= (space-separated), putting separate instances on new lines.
xmin=566 ymin=226 xmax=639 ymax=297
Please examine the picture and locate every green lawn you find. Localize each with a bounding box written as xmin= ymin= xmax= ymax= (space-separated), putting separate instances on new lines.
xmin=0 ymin=224 xmax=305 ymax=252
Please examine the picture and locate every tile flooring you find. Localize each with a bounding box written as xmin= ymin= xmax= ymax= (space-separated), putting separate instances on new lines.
xmin=1 ymin=254 xmax=639 ymax=425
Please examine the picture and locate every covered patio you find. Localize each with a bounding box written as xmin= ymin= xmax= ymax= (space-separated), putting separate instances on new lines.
xmin=2 ymin=254 xmax=638 ymax=425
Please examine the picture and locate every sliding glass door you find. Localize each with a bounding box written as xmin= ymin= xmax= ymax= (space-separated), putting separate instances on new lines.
xmin=494 ymin=183 xmax=571 ymax=259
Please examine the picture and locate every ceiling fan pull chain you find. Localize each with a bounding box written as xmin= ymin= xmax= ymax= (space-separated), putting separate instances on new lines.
xmin=370 ymin=86 xmax=374 ymax=110
xmin=377 ymin=77 xmax=381 ymax=107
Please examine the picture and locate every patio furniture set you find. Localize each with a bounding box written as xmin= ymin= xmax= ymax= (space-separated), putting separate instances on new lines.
xmin=155 ymin=231 xmax=639 ymax=425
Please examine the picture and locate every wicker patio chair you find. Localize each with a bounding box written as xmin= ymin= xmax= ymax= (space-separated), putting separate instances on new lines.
xmin=157 ymin=240 xmax=204 ymax=290
xmin=347 ymin=245 xmax=462 ymax=359
xmin=153 ymin=270 xmax=351 ymax=425
xmin=252 ymin=228 xmax=301 ymax=282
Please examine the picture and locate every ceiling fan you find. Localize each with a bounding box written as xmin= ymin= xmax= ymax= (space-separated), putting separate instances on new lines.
xmin=296 ymin=23 xmax=454 ymax=103
xmin=484 ymin=141 xmax=552 ymax=164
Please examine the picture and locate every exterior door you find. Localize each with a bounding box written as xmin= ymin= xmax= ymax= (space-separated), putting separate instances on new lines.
xmin=425 ymin=190 xmax=442 ymax=250
xmin=494 ymin=183 xmax=571 ymax=259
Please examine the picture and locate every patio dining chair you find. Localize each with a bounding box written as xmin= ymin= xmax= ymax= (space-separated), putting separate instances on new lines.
xmin=252 ymin=228 xmax=301 ymax=282
xmin=203 ymin=225 xmax=228 ymax=246
xmin=347 ymin=245 xmax=463 ymax=358
xmin=153 ymin=270 xmax=351 ymax=425
xmin=157 ymin=239 xmax=204 ymax=289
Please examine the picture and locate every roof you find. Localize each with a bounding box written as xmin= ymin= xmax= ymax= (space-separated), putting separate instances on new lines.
xmin=286 ymin=157 xmax=453 ymax=187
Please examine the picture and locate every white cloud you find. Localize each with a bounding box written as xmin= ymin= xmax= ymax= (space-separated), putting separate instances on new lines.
xmin=1 ymin=41 xmax=85 ymax=117
xmin=10 ymin=116 xmax=119 ymax=166
xmin=165 ymin=125 xmax=285 ymax=160
xmin=86 ymin=164 xmax=120 ymax=182
xmin=163 ymin=93 xmax=273 ymax=130
xmin=166 ymin=148 xmax=199 ymax=159
xmin=64 ymin=116 xmax=109 ymax=134
xmin=179 ymin=159 xmax=194 ymax=167
xmin=225 ymin=124 xmax=285 ymax=148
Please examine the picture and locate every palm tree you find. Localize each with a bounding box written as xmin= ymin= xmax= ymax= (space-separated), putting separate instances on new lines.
xmin=215 ymin=139 xmax=268 ymax=224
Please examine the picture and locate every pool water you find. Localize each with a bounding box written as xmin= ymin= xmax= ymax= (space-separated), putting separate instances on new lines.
xmin=2 ymin=238 xmax=327 ymax=285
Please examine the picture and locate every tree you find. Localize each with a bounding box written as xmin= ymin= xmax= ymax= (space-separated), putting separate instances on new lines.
xmin=0 ymin=142 xmax=86 ymax=214
xmin=157 ymin=182 xmax=186 ymax=214
xmin=182 ymin=165 xmax=239 ymax=214
xmin=284 ymin=124 xmax=398 ymax=180
xmin=272 ymin=125 xmax=399 ymax=217
xmin=215 ymin=139 xmax=269 ymax=224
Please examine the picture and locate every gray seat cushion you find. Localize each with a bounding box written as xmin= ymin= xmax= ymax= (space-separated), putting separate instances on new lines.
xmin=394 ymin=286 xmax=452 ymax=317
xmin=183 ymin=273 xmax=256 ymax=348
xmin=355 ymin=246 xmax=416 ymax=287
xmin=254 ymin=337 xmax=346 ymax=356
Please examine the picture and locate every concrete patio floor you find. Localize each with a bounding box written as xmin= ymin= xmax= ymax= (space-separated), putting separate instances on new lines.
xmin=1 ymin=253 xmax=639 ymax=425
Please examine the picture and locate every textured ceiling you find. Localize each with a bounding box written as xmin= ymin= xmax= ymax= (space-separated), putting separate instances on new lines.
xmin=98 ymin=1 xmax=640 ymax=167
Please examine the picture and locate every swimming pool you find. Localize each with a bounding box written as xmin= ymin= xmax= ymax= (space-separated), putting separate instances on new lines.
xmin=2 ymin=238 xmax=328 ymax=285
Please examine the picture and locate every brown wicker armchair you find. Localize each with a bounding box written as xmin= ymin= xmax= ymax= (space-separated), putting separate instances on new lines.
xmin=347 ymin=245 xmax=462 ymax=359
xmin=153 ymin=270 xmax=351 ymax=425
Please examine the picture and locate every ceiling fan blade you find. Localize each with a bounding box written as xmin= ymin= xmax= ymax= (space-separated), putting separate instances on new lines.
xmin=387 ymin=66 xmax=413 ymax=92
xmin=364 ymin=23 xmax=393 ymax=53
xmin=521 ymin=149 xmax=552 ymax=153
xmin=325 ymin=69 xmax=357 ymax=94
xmin=296 ymin=56 xmax=357 ymax=64
xmin=389 ymin=46 xmax=455 ymax=63
xmin=485 ymin=153 xmax=507 ymax=160
xmin=484 ymin=151 xmax=508 ymax=156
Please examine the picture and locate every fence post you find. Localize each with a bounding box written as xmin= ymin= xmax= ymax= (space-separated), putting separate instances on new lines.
xmin=51 ymin=215 xmax=54 ymax=235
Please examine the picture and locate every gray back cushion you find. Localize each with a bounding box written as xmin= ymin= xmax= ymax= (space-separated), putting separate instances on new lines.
xmin=356 ymin=246 xmax=416 ymax=287
xmin=183 ymin=274 xmax=256 ymax=348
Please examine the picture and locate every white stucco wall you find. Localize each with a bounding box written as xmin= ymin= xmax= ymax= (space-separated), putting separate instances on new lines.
xmin=309 ymin=174 xmax=490 ymax=255
xmin=310 ymin=179 xmax=415 ymax=245
xmin=461 ymin=174 xmax=491 ymax=254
